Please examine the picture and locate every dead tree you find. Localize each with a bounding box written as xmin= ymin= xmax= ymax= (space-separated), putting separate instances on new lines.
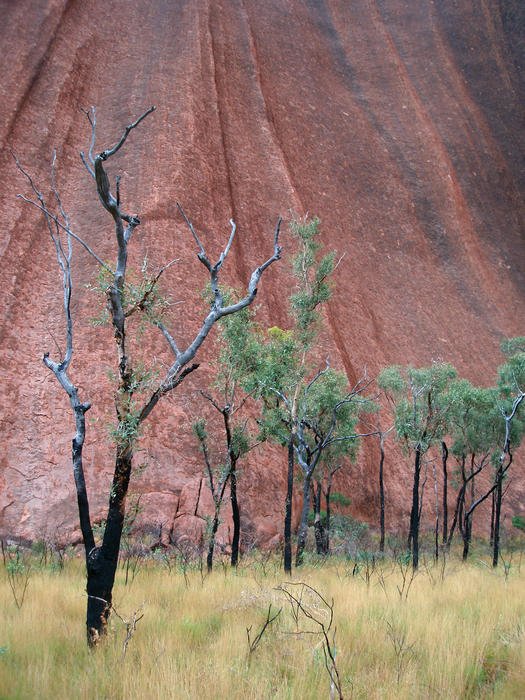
xmin=15 ymin=107 xmax=281 ymax=645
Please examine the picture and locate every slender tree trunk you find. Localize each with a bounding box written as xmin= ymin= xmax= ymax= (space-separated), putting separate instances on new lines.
xmin=284 ymin=436 xmax=294 ymax=574
xmin=313 ymin=481 xmax=325 ymax=555
xmin=462 ymin=513 xmax=472 ymax=561
xmin=490 ymin=490 xmax=496 ymax=548
xmin=296 ymin=470 xmax=313 ymax=566
xmin=230 ymin=465 xmax=240 ymax=567
xmin=223 ymin=410 xmax=240 ymax=567
xmin=324 ymin=480 xmax=332 ymax=555
xmin=447 ymin=454 xmax=467 ymax=548
xmin=433 ymin=461 xmax=439 ymax=561
xmin=492 ymin=467 xmax=503 ymax=567
xmin=441 ymin=441 xmax=448 ymax=545
xmin=408 ymin=445 xmax=422 ymax=570
xmin=379 ymin=438 xmax=385 ymax=553
xmin=207 ymin=508 xmax=220 ymax=573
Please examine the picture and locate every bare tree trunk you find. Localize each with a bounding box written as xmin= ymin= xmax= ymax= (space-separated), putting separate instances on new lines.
xmin=493 ymin=393 xmax=524 ymax=566
xmin=379 ymin=437 xmax=386 ymax=553
xmin=296 ymin=470 xmax=313 ymax=566
xmin=230 ymin=466 xmax=240 ymax=567
xmin=492 ymin=466 xmax=503 ymax=567
xmin=284 ymin=436 xmax=294 ymax=574
xmin=490 ymin=489 xmax=496 ymax=548
xmin=408 ymin=445 xmax=423 ymax=570
xmin=462 ymin=512 xmax=472 ymax=561
xmin=313 ymin=481 xmax=325 ymax=555
xmin=433 ymin=460 xmax=439 ymax=561
xmin=441 ymin=441 xmax=448 ymax=545
xmin=221 ymin=408 xmax=241 ymax=568
xmin=86 ymin=450 xmax=132 ymax=644
xmin=323 ymin=474 xmax=334 ymax=555
xmin=207 ymin=506 xmax=221 ymax=573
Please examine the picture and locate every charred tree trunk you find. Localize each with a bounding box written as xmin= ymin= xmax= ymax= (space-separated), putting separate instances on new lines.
xmin=313 ymin=481 xmax=325 ymax=555
xmin=230 ymin=466 xmax=240 ymax=567
xmin=324 ymin=478 xmax=333 ymax=555
xmin=222 ymin=408 xmax=241 ymax=568
xmin=86 ymin=450 xmax=133 ymax=644
xmin=441 ymin=441 xmax=448 ymax=545
xmin=492 ymin=466 xmax=504 ymax=568
xmin=461 ymin=513 xmax=472 ymax=561
xmin=408 ymin=444 xmax=423 ymax=570
xmin=207 ymin=507 xmax=221 ymax=573
xmin=296 ymin=469 xmax=314 ymax=566
xmin=284 ymin=436 xmax=294 ymax=574
xmin=446 ymin=454 xmax=467 ymax=548
xmin=379 ymin=437 xmax=386 ymax=553
xmin=490 ymin=489 xmax=496 ymax=548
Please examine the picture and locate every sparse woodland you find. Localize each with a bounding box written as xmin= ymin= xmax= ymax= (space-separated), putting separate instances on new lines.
xmin=3 ymin=109 xmax=525 ymax=698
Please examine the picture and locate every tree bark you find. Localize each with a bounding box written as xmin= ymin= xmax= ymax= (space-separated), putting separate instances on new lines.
xmin=313 ymin=481 xmax=325 ymax=555
xmin=324 ymin=476 xmax=333 ymax=555
xmin=86 ymin=450 xmax=132 ymax=644
xmin=441 ymin=441 xmax=448 ymax=545
xmin=284 ymin=436 xmax=294 ymax=574
xmin=492 ymin=466 xmax=503 ymax=567
xmin=379 ymin=439 xmax=386 ymax=553
xmin=490 ymin=489 xmax=495 ymax=548
xmin=408 ymin=445 xmax=423 ymax=570
xmin=222 ymin=409 xmax=241 ymax=567
xmin=207 ymin=508 xmax=221 ymax=573
xmin=295 ymin=470 xmax=313 ymax=566
xmin=230 ymin=466 xmax=240 ymax=567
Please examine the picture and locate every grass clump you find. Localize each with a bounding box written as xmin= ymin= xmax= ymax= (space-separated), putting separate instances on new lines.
xmin=0 ymin=551 xmax=524 ymax=698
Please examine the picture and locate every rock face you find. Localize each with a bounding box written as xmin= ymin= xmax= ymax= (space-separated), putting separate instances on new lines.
xmin=0 ymin=0 xmax=523 ymax=546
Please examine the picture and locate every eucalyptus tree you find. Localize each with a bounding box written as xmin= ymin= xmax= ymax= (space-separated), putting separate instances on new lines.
xmin=443 ymin=380 xmax=501 ymax=559
xmin=245 ymin=216 xmax=338 ymax=573
xmin=378 ymin=363 xmax=457 ymax=570
xmin=363 ymin=395 xmax=394 ymax=553
xmin=491 ymin=338 xmax=525 ymax=566
xmin=14 ymin=108 xmax=281 ymax=645
xmin=293 ymin=365 xmax=372 ymax=564
xmin=194 ymin=300 xmax=260 ymax=569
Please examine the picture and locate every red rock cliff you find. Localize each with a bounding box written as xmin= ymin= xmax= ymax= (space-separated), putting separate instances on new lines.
xmin=0 ymin=0 xmax=523 ymax=545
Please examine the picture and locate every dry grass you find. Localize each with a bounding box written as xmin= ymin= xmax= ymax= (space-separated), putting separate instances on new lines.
xmin=1 ymin=552 xmax=524 ymax=699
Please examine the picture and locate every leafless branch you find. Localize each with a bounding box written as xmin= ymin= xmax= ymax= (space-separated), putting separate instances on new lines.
xmin=246 ymin=604 xmax=282 ymax=659
xmin=277 ymin=582 xmax=344 ymax=699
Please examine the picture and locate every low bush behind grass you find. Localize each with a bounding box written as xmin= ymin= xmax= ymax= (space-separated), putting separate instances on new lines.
xmin=1 ymin=550 xmax=524 ymax=699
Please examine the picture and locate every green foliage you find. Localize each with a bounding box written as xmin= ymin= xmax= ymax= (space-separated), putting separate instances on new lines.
xmin=3 ymin=544 xmax=31 ymax=609
xmin=444 ymin=379 xmax=501 ymax=458
xmin=378 ymin=362 xmax=457 ymax=454
xmin=87 ymin=258 xmax=172 ymax=328
xmin=331 ymin=491 xmax=351 ymax=507
xmin=495 ymin=338 xmax=525 ymax=449
xmin=498 ymin=339 xmax=525 ymax=406
xmin=193 ymin=418 xmax=208 ymax=446
xmin=109 ymin=399 xmax=141 ymax=448
xmin=500 ymin=337 xmax=525 ymax=356
xmin=330 ymin=513 xmax=369 ymax=543
xmin=289 ymin=216 xmax=335 ymax=345
xmin=511 ymin=515 xmax=525 ymax=532
xmin=308 ymin=509 xmax=326 ymax=526
xmin=231 ymin=425 xmax=250 ymax=458
xmin=300 ymin=367 xmax=362 ymax=464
